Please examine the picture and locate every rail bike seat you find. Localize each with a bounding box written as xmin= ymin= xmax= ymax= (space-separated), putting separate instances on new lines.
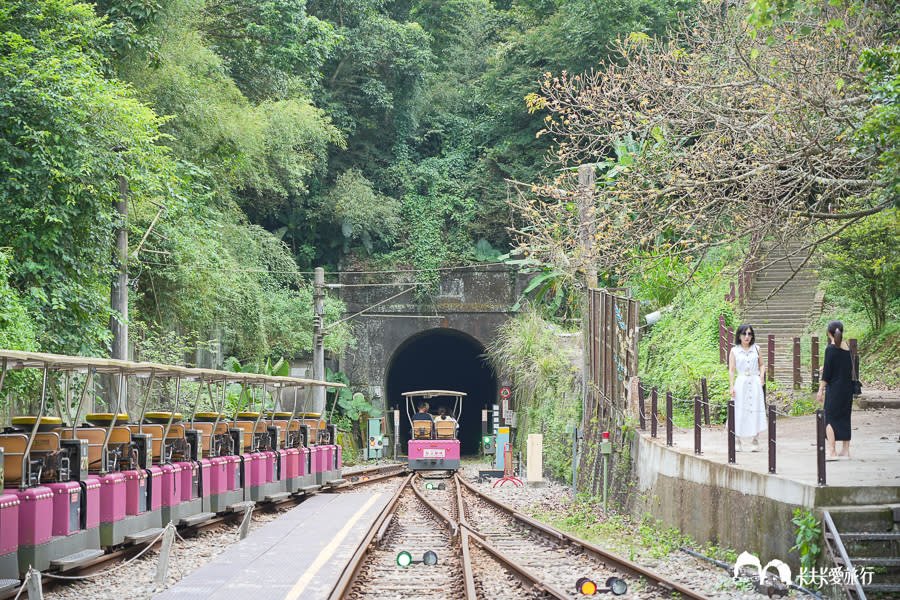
xmin=128 ymin=424 xmax=164 ymax=462
xmin=412 ymin=421 xmax=433 ymax=440
xmin=435 ymin=420 xmax=456 ymax=440
xmin=59 ymin=425 xmax=131 ymax=471
xmin=0 ymin=431 xmax=61 ymax=484
xmin=191 ymin=421 xmax=229 ymax=456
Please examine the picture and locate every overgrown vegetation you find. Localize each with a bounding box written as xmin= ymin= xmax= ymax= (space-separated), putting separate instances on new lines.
xmin=486 ymin=307 xmax=582 ymax=483
xmin=532 ymin=497 xmax=738 ymax=569
xmin=821 ymin=210 xmax=900 ymax=332
xmin=637 ymin=254 xmax=738 ymax=425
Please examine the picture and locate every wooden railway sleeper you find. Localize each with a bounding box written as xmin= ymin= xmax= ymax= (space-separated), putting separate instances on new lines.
xmin=462 ymin=523 xmax=570 ymax=600
xmin=411 ymin=477 xmax=458 ymax=538
xmin=455 ymin=474 xmax=714 ymax=600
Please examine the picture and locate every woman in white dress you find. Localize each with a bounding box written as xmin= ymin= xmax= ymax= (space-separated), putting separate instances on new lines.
xmin=728 ymin=323 xmax=767 ymax=451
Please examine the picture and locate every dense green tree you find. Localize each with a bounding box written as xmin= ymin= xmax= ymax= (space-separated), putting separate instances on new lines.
xmin=822 ymin=210 xmax=900 ymax=331
xmin=309 ymin=0 xmax=432 ymax=181
xmin=197 ymin=0 xmax=339 ymax=100
xmin=0 ymin=251 xmax=37 ymax=352
xmin=0 ymin=0 xmax=173 ymax=353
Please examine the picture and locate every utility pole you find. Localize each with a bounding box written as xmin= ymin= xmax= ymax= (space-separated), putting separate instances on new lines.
xmin=575 ymin=165 xmax=596 ymax=493
xmin=312 ymin=267 xmax=326 ymax=414
xmin=576 ymin=165 xmax=596 ymax=423
xmin=110 ymin=176 xmax=129 ymax=361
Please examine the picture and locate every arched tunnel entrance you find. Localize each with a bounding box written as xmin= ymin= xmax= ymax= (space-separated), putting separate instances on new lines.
xmin=385 ymin=328 xmax=497 ymax=456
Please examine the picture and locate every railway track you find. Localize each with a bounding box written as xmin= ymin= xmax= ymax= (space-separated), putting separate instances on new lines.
xmin=331 ymin=472 xmax=714 ymax=600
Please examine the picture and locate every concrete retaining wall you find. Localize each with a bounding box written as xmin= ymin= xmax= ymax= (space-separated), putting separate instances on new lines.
xmin=626 ymin=433 xmax=900 ymax=569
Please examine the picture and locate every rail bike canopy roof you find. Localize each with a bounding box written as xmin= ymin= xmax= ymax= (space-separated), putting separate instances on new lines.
xmin=0 ymin=350 xmax=344 ymax=389
xmin=401 ymin=390 xmax=467 ymax=398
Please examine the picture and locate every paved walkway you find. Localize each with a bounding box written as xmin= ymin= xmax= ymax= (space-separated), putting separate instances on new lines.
xmin=155 ymin=492 xmax=391 ymax=600
xmin=652 ymin=406 xmax=900 ymax=489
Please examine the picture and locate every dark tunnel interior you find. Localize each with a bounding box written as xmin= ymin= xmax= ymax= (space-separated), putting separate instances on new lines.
xmin=385 ymin=328 xmax=497 ymax=456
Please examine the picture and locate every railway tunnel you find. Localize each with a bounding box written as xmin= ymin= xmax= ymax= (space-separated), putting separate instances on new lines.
xmin=385 ymin=328 xmax=497 ymax=456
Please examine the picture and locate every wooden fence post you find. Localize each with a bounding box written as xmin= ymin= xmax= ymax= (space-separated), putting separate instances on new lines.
xmin=768 ymin=403 xmax=776 ymax=474
xmin=767 ymin=335 xmax=775 ymax=383
xmin=811 ymin=336 xmax=820 ymax=392
xmin=727 ymin=400 xmax=736 ymax=465
xmin=793 ymin=337 xmax=801 ymax=390
xmin=694 ymin=396 xmax=701 ymax=455
xmin=719 ymin=315 xmax=727 ymax=364
xmin=638 ymin=383 xmax=645 ymax=430
xmin=666 ymin=392 xmax=673 ymax=447
xmin=701 ymin=378 xmax=710 ymax=425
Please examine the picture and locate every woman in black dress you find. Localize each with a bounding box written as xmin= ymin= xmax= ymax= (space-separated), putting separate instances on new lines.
xmin=816 ymin=320 xmax=854 ymax=458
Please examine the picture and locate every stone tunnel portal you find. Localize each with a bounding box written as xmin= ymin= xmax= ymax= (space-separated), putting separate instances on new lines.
xmin=385 ymin=328 xmax=497 ymax=456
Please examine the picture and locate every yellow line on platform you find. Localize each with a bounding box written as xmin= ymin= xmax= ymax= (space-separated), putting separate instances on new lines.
xmin=283 ymin=493 xmax=382 ymax=600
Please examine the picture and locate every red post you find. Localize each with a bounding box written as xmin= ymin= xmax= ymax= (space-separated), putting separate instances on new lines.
xmin=729 ymin=281 xmax=736 ymax=302
xmin=767 ymin=335 xmax=775 ymax=383
xmin=727 ymin=326 xmax=734 ymax=349
xmin=793 ymin=337 xmax=801 ymax=390
xmin=651 ymin=387 xmax=658 ymax=438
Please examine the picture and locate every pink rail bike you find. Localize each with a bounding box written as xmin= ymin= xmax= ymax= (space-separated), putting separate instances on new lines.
xmin=404 ymin=390 xmax=463 ymax=474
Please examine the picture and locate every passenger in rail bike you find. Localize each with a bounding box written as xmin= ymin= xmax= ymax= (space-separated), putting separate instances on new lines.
xmin=412 ymin=401 xmax=433 ymax=422
xmin=728 ymin=323 xmax=766 ymax=452
xmin=435 ymin=406 xmax=457 ymax=431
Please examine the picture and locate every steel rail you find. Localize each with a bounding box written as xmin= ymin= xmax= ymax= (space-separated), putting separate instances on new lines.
xmin=455 ymin=475 xmax=478 ymax=600
xmin=327 ymin=472 xmax=414 ymax=600
xmin=456 ymin=476 xmax=714 ymax=600
xmin=410 ymin=476 xmax=458 ymax=538
xmin=451 ymin=473 xmax=570 ymax=599
xmin=341 ymin=463 xmax=406 ymax=484
xmin=462 ymin=523 xmax=571 ymax=600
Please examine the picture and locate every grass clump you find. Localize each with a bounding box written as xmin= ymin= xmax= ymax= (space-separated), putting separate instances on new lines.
xmin=486 ymin=306 xmax=582 ymax=483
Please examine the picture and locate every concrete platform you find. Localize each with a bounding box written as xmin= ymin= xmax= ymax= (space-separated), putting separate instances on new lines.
xmin=630 ymin=407 xmax=900 ymax=568
xmin=659 ymin=407 xmax=900 ymax=495
xmin=154 ymin=492 xmax=390 ymax=600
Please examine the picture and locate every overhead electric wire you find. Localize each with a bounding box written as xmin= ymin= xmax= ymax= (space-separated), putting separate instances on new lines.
xmin=134 ymin=259 xmax=502 ymax=281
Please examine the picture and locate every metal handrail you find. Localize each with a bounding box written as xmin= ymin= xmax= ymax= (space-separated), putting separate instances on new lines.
xmin=101 ymin=371 xmax=126 ymax=473
xmin=71 ymin=368 xmax=96 ymax=437
xmin=822 ymin=510 xmax=866 ymax=600
xmin=160 ymin=377 xmax=182 ymax=463
xmin=20 ymin=366 xmax=49 ymax=489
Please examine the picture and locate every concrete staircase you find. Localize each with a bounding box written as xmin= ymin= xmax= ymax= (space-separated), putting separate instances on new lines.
xmin=740 ymin=242 xmax=822 ymax=389
xmin=823 ymin=504 xmax=900 ymax=597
